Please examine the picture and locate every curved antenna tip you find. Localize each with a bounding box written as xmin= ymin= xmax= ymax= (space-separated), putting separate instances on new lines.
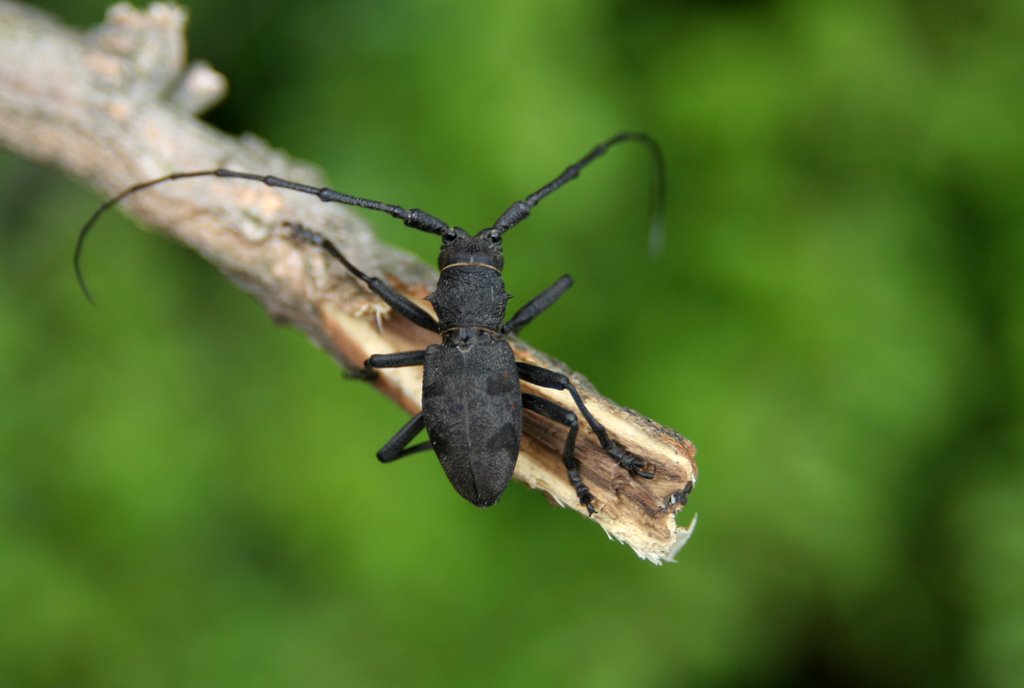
xmin=70 ymin=170 xmax=222 ymax=305
xmin=639 ymin=134 xmax=667 ymax=258
xmin=647 ymin=216 xmax=666 ymax=257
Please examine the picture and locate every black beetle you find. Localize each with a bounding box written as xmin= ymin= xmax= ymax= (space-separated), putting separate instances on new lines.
xmin=75 ymin=132 xmax=665 ymax=513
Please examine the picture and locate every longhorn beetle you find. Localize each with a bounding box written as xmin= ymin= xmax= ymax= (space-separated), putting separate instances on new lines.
xmin=75 ymin=132 xmax=665 ymax=513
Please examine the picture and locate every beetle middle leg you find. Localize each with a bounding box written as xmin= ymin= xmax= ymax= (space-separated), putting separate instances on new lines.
xmin=516 ymin=361 xmax=654 ymax=479
xmin=346 ymin=349 xmax=426 ymax=380
xmin=522 ymin=393 xmax=595 ymax=514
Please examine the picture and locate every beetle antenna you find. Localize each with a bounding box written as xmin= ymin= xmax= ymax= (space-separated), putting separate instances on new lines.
xmin=74 ymin=169 xmax=455 ymax=302
xmin=490 ymin=132 xmax=667 ymax=254
xmin=75 ymin=170 xmax=214 ymax=304
xmin=643 ymin=136 xmax=667 ymax=255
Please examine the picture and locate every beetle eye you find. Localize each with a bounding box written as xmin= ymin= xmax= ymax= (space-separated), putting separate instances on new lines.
xmin=488 ymin=229 xmax=501 ymax=242
xmin=442 ymin=229 xmax=457 ymax=242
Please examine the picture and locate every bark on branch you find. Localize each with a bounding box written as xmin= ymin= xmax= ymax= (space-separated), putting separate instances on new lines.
xmin=0 ymin=1 xmax=697 ymax=562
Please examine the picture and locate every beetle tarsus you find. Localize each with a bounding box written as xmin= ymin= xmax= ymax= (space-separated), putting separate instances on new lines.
xmin=607 ymin=442 xmax=655 ymax=479
xmin=343 ymin=364 xmax=379 ymax=381
xmin=578 ymin=488 xmax=596 ymax=515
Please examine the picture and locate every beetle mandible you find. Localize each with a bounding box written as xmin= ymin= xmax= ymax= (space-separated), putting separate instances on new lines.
xmin=75 ymin=132 xmax=665 ymax=513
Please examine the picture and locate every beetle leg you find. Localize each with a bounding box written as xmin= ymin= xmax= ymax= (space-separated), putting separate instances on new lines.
xmin=376 ymin=413 xmax=432 ymax=463
xmin=503 ymin=275 xmax=573 ymax=334
xmin=345 ymin=349 xmax=426 ymax=380
xmin=347 ymin=351 xmax=431 ymax=459
xmin=522 ymin=393 xmax=595 ymax=514
xmin=287 ymin=222 xmax=440 ymax=333
xmin=516 ymin=362 xmax=655 ymax=479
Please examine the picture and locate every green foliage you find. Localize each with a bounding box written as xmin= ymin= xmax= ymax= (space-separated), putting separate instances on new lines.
xmin=2 ymin=0 xmax=1022 ymax=685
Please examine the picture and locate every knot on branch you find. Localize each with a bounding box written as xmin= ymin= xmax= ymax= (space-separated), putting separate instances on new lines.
xmin=85 ymin=2 xmax=225 ymax=113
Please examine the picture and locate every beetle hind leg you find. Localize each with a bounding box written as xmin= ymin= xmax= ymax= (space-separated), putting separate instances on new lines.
xmin=517 ymin=362 xmax=655 ymax=480
xmin=522 ymin=393 xmax=595 ymax=515
xmin=377 ymin=413 xmax=432 ymax=463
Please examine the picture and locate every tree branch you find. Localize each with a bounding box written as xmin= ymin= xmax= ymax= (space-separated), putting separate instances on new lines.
xmin=0 ymin=1 xmax=697 ymax=563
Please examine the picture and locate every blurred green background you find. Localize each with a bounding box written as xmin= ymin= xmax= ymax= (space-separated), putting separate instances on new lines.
xmin=2 ymin=0 xmax=1022 ymax=685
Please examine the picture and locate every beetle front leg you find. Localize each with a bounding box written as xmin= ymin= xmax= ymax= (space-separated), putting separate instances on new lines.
xmin=286 ymin=222 xmax=440 ymax=333
xmin=516 ymin=362 xmax=655 ymax=479
xmin=503 ymin=275 xmax=573 ymax=335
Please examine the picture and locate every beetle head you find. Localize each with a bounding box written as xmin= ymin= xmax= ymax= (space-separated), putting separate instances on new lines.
xmin=437 ymin=227 xmax=504 ymax=271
